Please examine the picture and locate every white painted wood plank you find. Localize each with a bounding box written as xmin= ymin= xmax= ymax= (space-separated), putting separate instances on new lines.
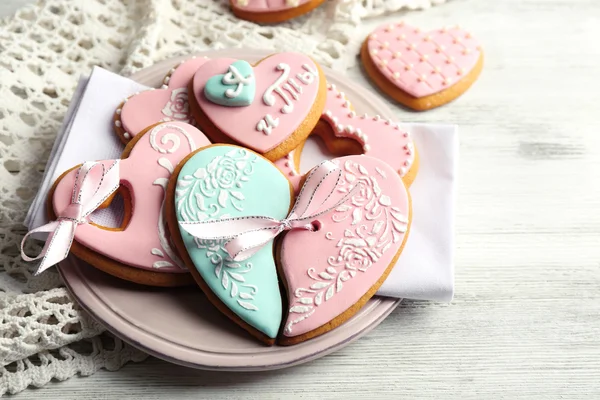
xmin=9 ymin=0 xmax=600 ymax=398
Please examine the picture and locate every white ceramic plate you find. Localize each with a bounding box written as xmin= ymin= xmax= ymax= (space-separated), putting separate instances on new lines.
xmin=59 ymin=49 xmax=401 ymax=371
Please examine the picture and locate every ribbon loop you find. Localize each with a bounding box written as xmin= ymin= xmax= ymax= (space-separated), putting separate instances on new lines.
xmin=59 ymin=203 xmax=86 ymax=224
xmin=20 ymin=160 xmax=120 ymax=275
xmin=179 ymin=160 xmax=360 ymax=262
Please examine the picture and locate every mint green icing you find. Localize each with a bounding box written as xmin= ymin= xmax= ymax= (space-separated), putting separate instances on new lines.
xmin=204 ymin=60 xmax=255 ymax=107
xmin=174 ymin=145 xmax=290 ymax=339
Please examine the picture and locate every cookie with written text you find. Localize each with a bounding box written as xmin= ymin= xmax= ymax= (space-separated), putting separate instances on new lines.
xmin=230 ymin=0 xmax=327 ymax=23
xmin=189 ymin=52 xmax=327 ymax=161
xmin=361 ymin=22 xmax=483 ymax=110
xmin=27 ymin=122 xmax=211 ymax=287
xmin=113 ymin=57 xmax=209 ymax=143
xmin=274 ymin=82 xmax=419 ymax=192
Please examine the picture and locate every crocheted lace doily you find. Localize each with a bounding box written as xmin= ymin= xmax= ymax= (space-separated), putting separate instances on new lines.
xmin=0 ymin=0 xmax=446 ymax=395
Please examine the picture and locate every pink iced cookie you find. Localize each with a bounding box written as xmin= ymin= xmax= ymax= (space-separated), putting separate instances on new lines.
xmin=114 ymin=57 xmax=209 ymax=142
xmin=278 ymin=155 xmax=411 ymax=344
xmin=230 ymin=0 xmax=327 ymax=23
xmin=50 ymin=122 xmax=211 ymax=287
xmin=362 ymin=22 xmax=483 ymax=110
xmin=190 ymin=52 xmax=327 ymax=161
xmin=275 ymin=83 xmax=418 ymax=192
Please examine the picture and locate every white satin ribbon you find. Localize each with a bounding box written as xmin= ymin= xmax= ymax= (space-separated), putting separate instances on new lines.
xmin=179 ymin=160 xmax=360 ymax=261
xmin=21 ymin=160 xmax=120 ymax=275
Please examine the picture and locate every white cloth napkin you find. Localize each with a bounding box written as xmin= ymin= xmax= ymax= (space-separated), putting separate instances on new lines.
xmin=26 ymin=67 xmax=456 ymax=302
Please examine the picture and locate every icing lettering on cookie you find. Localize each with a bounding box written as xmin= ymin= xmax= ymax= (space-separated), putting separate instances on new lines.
xmin=116 ymin=57 xmax=209 ymax=141
xmin=367 ymin=22 xmax=482 ymax=98
xmin=193 ymin=53 xmax=323 ymax=154
xmin=205 ymin=60 xmax=255 ymax=107
xmin=279 ymin=156 xmax=411 ymax=339
xmin=50 ymin=122 xmax=211 ymax=273
xmin=174 ymin=145 xmax=292 ymax=339
xmin=257 ymin=114 xmax=280 ymax=136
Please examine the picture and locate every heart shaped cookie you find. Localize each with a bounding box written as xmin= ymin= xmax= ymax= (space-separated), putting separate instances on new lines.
xmin=190 ymin=52 xmax=327 ymax=161
xmin=362 ymin=22 xmax=483 ymax=110
xmin=49 ymin=122 xmax=211 ymax=286
xmin=278 ymin=155 xmax=411 ymax=344
xmin=167 ymin=144 xmax=293 ymax=344
xmin=114 ymin=57 xmax=209 ymax=142
xmin=230 ymin=0 xmax=327 ymax=23
xmin=204 ymin=60 xmax=256 ymax=107
xmin=275 ymin=83 xmax=418 ymax=192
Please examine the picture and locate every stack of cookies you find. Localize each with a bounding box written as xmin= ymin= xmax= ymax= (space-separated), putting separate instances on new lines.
xmin=24 ymin=22 xmax=482 ymax=345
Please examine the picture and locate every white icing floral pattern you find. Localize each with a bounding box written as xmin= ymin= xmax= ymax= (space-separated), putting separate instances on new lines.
xmin=149 ymin=123 xmax=196 ymax=270
xmin=176 ymin=148 xmax=257 ymax=222
xmin=194 ymin=239 xmax=259 ymax=311
xmin=176 ymin=148 xmax=259 ymax=310
xmin=285 ymin=160 xmax=408 ymax=334
xmin=161 ymin=87 xmax=194 ymax=124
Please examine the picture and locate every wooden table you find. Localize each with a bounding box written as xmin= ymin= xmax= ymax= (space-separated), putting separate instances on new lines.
xmin=4 ymin=0 xmax=600 ymax=398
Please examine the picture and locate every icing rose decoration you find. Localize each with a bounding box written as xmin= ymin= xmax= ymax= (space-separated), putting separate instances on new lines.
xmin=161 ymin=88 xmax=192 ymax=121
xmin=175 ymin=154 xmax=410 ymax=344
xmin=345 ymin=173 xmax=376 ymax=208
xmin=172 ymin=144 xmax=293 ymax=343
xmin=278 ymin=155 xmax=411 ymax=344
xmin=115 ymin=57 xmax=209 ymax=142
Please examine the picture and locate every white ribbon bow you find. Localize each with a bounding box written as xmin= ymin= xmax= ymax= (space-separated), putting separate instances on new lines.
xmin=21 ymin=161 xmax=120 ymax=275
xmin=179 ymin=160 xmax=360 ymax=261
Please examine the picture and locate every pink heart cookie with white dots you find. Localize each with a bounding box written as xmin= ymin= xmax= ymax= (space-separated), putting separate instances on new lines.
xmin=230 ymin=0 xmax=327 ymax=23
xmin=362 ymin=22 xmax=483 ymax=110
xmin=114 ymin=57 xmax=209 ymax=143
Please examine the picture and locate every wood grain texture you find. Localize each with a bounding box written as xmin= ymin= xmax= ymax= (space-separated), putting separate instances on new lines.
xmin=9 ymin=0 xmax=600 ymax=397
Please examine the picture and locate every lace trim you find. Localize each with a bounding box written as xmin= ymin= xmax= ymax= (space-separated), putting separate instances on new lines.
xmin=0 ymin=0 xmax=446 ymax=394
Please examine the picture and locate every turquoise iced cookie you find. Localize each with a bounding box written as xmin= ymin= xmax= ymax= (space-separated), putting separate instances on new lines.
xmin=204 ymin=60 xmax=255 ymax=107
xmin=174 ymin=145 xmax=291 ymax=341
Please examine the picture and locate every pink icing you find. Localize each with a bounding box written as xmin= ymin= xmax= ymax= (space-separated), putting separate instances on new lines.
xmin=275 ymin=83 xmax=415 ymax=192
xmin=231 ymin=0 xmax=309 ymax=12
xmin=280 ymin=155 xmax=410 ymax=337
xmin=192 ymin=53 xmax=321 ymax=153
xmin=52 ymin=122 xmax=211 ymax=273
xmin=119 ymin=57 xmax=209 ymax=139
xmin=367 ymin=22 xmax=481 ymax=98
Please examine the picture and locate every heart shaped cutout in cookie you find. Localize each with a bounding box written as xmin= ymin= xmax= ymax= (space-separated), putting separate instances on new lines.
xmin=167 ymin=144 xmax=294 ymax=344
xmin=278 ymin=155 xmax=412 ymax=344
xmin=49 ymin=122 xmax=211 ymax=286
xmin=362 ymin=22 xmax=483 ymax=110
xmin=275 ymin=83 xmax=418 ymax=192
xmin=115 ymin=57 xmax=209 ymax=142
xmin=191 ymin=53 xmax=326 ymax=161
